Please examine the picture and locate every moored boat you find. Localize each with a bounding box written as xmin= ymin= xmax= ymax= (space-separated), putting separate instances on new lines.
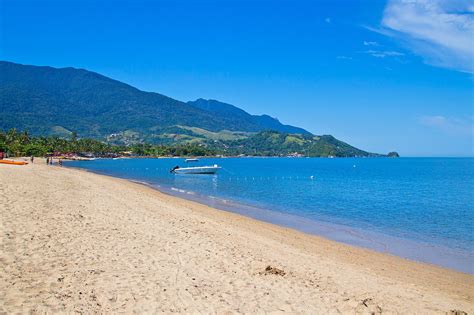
xmin=185 ymin=158 xmax=199 ymax=162
xmin=170 ymin=164 xmax=221 ymax=174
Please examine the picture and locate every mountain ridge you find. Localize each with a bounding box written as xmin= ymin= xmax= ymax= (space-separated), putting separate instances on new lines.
xmin=0 ymin=61 xmax=310 ymax=138
xmin=187 ymin=98 xmax=310 ymax=135
xmin=0 ymin=60 xmax=385 ymax=157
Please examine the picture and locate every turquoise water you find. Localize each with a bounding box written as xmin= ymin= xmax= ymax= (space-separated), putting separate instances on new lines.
xmin=66 ymin=157 xmax=474 ymax=273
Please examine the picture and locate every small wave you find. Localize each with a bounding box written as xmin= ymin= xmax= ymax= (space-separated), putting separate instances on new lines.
xmin=171 ymin=188 xmax=186 ymax=193
xmin=130 ymin=179 xmax=150 ymax=186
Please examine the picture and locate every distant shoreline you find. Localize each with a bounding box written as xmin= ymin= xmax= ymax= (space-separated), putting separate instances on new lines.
xmin=61 ymin=155 xmax=474 ymax=161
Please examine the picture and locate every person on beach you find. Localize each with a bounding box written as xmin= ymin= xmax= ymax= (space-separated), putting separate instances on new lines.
xmin=59 ymin=159 xmax=63 ymax=167
xmin=46 ymin=157 xmax=49 ymax=165
xmin=30 ymin=156 xmax=34 ymax=163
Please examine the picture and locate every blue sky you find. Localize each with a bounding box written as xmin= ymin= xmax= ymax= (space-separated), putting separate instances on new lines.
xmin=1 ymin=0 xmax=473 ymax=156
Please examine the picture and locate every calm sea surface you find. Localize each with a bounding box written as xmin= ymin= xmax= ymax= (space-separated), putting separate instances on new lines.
xmin=66 ymin=157 xmax=474 ymax=273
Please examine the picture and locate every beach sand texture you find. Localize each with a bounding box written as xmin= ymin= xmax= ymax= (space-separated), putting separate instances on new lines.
xmin=1 ymin=160 xmax=473 ymax=313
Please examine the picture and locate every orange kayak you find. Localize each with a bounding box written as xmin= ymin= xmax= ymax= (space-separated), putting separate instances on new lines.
xmin=0 ymin=160 xmax=28 ymax=165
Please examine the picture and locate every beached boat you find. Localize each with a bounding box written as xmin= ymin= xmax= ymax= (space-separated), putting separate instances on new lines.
xmin=185 ymin=158 xmax=199 ymax=162
xmin=0 ymin=160 xmax=28 ymax=165
xmin=171 ymin=164 xmax=221 ymax=174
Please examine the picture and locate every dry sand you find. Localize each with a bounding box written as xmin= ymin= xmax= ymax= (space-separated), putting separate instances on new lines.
xmin=1 ymin=159 xmax=473 ymax=313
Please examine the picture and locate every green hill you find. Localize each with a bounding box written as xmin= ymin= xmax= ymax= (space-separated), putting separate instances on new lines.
xmin=0 ymin=61 xmax=384 ymax=157
xmin=216 ymin=131 xmax=382 ymax=157
xmin=0 ymin=61 xmax=309 ymax=138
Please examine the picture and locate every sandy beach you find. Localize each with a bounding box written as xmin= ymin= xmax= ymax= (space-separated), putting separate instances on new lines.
xmin=0 ymin=159 xmax=473 ymax=313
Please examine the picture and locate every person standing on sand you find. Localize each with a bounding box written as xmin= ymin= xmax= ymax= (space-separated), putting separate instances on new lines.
xmin=46 ymin=157 xmax=49 ymax=165
xmin=30 ymin=156 xmax=34 ymax=163
xmin=59 ymin=159 xmax=63 ymax=167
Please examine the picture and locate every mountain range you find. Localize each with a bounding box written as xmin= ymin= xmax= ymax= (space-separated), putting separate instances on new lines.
xmin=0 ymin=61 xmax=307 ymax=137
xmin=0 ymin=61 xmax=383 ymax=157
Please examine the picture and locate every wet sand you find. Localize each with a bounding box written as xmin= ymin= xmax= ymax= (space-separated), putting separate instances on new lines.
xmin=1 ymin=159 xmax=473 ymax=313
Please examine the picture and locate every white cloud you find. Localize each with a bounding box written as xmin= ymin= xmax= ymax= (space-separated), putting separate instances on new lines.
xmin=378 ymin=0 xmax=474 ymax=73
xmin=363 ymin=41 xmax=379 ymax=46
xmin=364 ymin=50 xmax=404 ymax=58
xmin=419 ymin=115 xmax=474 ymax=135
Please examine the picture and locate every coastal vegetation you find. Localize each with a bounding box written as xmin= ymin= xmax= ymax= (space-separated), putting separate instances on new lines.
xmin=0 ymin=129 xmax=216 ymax=157
xmin=0 ymin=128 xmax=391 ymax=158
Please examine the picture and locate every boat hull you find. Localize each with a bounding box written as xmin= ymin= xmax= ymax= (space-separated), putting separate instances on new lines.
xmin=173 ymin=166 xmax=221 ymax=175
xmin=185 ymin=158 xmax=199 ymax=163
xmin=0 ymin=160 xmax=28 ymax=165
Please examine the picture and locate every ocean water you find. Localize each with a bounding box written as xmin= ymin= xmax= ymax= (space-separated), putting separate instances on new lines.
xmin=66 ymin=157 xmax=474 ymax=273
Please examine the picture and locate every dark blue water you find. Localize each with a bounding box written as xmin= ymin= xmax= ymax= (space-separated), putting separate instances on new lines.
xmin=66 ymin=157 xmax=474 ymax=273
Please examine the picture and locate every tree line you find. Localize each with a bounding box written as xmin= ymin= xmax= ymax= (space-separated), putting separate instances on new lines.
xmin=0 ymin=129 xmax=216 ymax=157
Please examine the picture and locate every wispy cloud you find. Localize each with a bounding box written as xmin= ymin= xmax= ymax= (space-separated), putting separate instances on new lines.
xmin=364 ymin=50 xmax=404 ymax=58
xmin=336 ymin=55 xmax=353 ymax=60
xmin=325 ymin=17 xmax=331 ymax=23
xmin=363 ymin=41 xmax=379 ymax=46
xmin=375 ymin=0 xmax=474 ymax=73
xmin=419 ymin=115 xmax=473 ymax=135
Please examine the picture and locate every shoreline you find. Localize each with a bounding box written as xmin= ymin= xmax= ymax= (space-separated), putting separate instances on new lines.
xmin=65 ymin=159 xmax=474 ymax=274
xmin=1 ymin=160 xmax=473 ymax=313
xmin=138 ymin=177 xmax=474 ymax=274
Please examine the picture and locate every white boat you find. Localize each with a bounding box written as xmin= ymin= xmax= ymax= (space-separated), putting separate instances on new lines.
xmin=185 ymin=158 xmax=199 ymax=162
xmin=171 ymin=164 xmax=221 ymax=174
